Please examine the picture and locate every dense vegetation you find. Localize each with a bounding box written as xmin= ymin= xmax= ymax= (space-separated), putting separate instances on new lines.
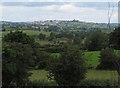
xmin=1 ymin=21 xmax=120 ymax=87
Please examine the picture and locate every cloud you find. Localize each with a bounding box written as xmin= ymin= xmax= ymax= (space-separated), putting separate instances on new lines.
xmin=1 ymin=0 xmax=119 ymax=2
xmin=34 ymin=5 xmax=59 ymax=11
xmin=0 ymin=2 xmax=118 ymax=23
xmin=59 ymin=4 xmax=81 ymax=13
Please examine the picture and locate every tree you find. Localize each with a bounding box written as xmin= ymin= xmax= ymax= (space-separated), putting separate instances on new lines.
xmin=73 ymin=37 xmax=82 ymax=45
xmin=33 ymin=48 xmax=50 ymax=69
xmin=84 ymin=30 xmax=108 ymax=51
xmin=109 ymin=27 xmax=120 ymax=49
xmin=39 ymin=33 xmax=46 ymax=40
xmin=49 ymin=32 xmax=56 ymax=41
xmin=97 ymin=48 xmax=119 ymax=70
xmin=45 ymin=25 xmax=60 ymax=32
xmin=47 ymin=46 xmax=86 ymax=86
xmin=2 ymin=42 xmax=35 ymax=87
xmin=109 ymin=27 xmax=120 ymax=87
xmin=96 ymin=48 xmax=120 ymax=87
xmin=3 ymin=30 xmax=34 ymax=45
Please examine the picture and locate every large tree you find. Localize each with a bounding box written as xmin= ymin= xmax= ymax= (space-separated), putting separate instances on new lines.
xmin=109 ymin=27 xmax=120 ymax=49
xmin=2 ymin=43 xmax=35 ymax=87
xmin=2 ymin=30 xmax=36 ymax=87
xmin=47 ymin=46 xmax=87 ymax=86
xmin=84 ymin=30 xmax=108 ymax=51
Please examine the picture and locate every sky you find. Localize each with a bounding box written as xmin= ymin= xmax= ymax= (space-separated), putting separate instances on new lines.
xmin=0 ymin=1 xmax=119 ymax=23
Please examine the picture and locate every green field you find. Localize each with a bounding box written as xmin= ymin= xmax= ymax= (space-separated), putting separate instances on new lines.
xmin=29 ymin=70 xmax=118 ymax=84
xmin=84 ymin=51 xmax=100 ymax=69
xmin=84 ymin=50 xmax=120 ymax=69
xmin=29 ymin=70 xmax=49 ymax=82
xmin=23 ymin=30 xmax=51 ymax=36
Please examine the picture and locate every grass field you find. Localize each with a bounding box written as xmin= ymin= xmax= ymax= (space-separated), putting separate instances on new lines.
xmin=29 ymin=70 xmax=49 ymax=82
xmin=84 ymin=51 xmax=100 ymax=69
xmin=29 ymin=70 xmax=118 ymax=83
xmin=23 ymin=30 xmax=51 ymax=36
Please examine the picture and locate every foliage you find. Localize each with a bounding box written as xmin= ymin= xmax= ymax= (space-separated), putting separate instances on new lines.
xmin=33 ymin=48 xmax=50 ymax=69
xmin=73 ymin=37 xmax=82 ymax=45
xmin=39 ymin=33 xmax=46 ymax=40
xmin=48 ymin=32 xmax=56 ymax=41
xmin=109 ymin=27 xmax=120 ymax=49
xmin=44 ymin=25 xmax=60 ymax=32
xmin=47 ymin=46 xmax=87 ymax=86
xmin=2 ymin=42 xmax=35 ymax=86
xmin=97 ymin=48 xmax=119 ymax=70
xmin=3 ymin=30 xmax=35 ymax=44
xmin=84 ymin=30 xmax=108 ymax=51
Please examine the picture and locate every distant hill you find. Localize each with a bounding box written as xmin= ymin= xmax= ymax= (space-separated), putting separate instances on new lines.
xmin=1 ymin=21 xmax=118 ymax=31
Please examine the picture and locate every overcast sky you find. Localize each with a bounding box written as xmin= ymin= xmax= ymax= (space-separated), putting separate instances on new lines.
xmin=0 ymin=1 xmax=119 ymax=23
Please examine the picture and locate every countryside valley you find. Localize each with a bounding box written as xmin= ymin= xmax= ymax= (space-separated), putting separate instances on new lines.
xmin=1 ymin=20 xmax=120 ymax=87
